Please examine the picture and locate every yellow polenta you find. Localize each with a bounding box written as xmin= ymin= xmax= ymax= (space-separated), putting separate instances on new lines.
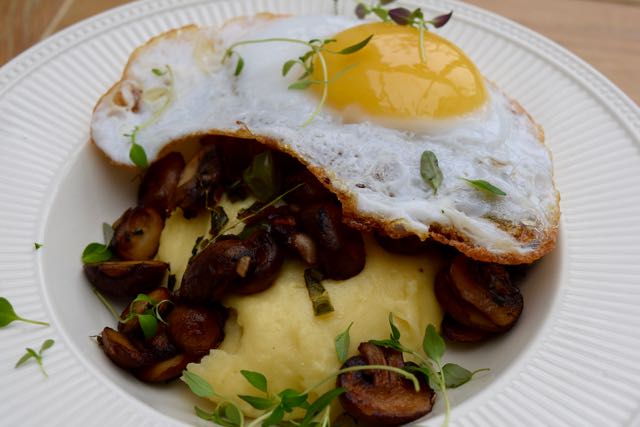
xmin=157 ymin=201 xmax=443 ymax=418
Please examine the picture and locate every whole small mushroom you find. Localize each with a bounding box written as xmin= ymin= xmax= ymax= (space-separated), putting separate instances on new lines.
xmin=337 ymin=342 xmax=435 ymax=426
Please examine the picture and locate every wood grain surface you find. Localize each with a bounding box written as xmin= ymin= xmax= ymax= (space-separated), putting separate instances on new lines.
xmin=0 ymin=0 xmax=638 ymax=104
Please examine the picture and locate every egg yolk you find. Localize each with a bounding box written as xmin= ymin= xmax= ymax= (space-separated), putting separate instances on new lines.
xmin=314 ymin=22 xmax=486 ymax=120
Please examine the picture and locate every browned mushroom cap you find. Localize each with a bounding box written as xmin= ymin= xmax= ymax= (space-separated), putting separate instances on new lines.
xmin=99 ymin=327 xmax=152 ymax=370
xmin=179 ymin=229 xmax=285 ymax=302
xmin=138 ymin=152 xmax=185 ymax=217
xmin=233 ymin=230 xmax=284 ymax=295
xmin=300 ymin=202 xmax=365 ymax=280
xmin=440 ymin=314 xmax=492 ymax=343
xmin=84 ymin=260 xmax=168 ymax=297
xmin=178 ymin=238 xmax=251 ymax=303
xmin=119 ymin=287 xmax=172 ymax=337
xmin=135 ymin=353 xmax=192 ymax=383
xmin=337 ymin=342 xmax=435 ymax=426
xmin=449 ymin=254 xmax=523 ymax=330
xmin=111 ymin=207 xmax=164 ymax=261
xmin=434 ymin=269 xmax=500 ymax=332
xmin=173 ymin=144 xmax=221 ymax=218
xmin=167 ymin=304 xmax=225 ymax=357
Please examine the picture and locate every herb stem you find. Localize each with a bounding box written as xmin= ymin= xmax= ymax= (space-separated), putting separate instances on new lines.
xmin=211 ymin=183 xmax=304 ymax=243
xmin=246 ymin=410 xmax=273 ymax=427
xmin=17 ymin=317 xmax=49 ymax=326
xmin=302 ymin=364 xmax=420 ymax=396
xmin=225 ymin=37 xmax=311 ymax=58
xmin=418 ymin=20 xmax=427 ymax=63
xmin=302 ymin=49 xmax=329 ymax=127
xmin=440 ymin=364 xmax=451 ymax=427
xmin=93 ymin=289 xmax=124 ymax=323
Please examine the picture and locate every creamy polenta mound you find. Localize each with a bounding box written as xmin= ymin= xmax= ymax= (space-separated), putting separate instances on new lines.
xmin=157 ymin=197 xmax=444 ymax=418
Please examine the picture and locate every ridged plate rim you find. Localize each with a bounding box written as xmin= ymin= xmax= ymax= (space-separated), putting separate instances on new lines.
xmin=0 ymin=0 xmax=639 ymax=426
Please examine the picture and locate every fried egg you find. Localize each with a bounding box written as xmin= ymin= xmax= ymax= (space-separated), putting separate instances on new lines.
xmin=91 ymin=14 xmax=560 ymax=264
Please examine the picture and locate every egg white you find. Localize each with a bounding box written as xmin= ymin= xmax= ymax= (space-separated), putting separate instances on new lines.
xmin=91 ymin=14 xmax=559 ymax=261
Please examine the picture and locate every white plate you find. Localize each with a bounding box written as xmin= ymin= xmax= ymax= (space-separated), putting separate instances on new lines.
xmin=1 ymin=0 xmax=639 ymax=425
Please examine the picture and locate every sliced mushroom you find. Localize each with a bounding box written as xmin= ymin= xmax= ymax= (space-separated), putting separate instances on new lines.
xmin=84 ymin=260 xmax=168 ymax=297
xmin=138 ymin=152 xmax=185 ymax=217
xmin=111 ymin=207 xmax=164 ymax=260
xmin=173 ymin=144 xmax=221 ymax=218
xmin=449 ymin=255 xmax=523 ymax=330
xmin=135 ymin=353 xmax=191 ymax=383
xmin=167 ymin=304 xmax=225 ymax=357
xmin=146 ymin=323 xmax=178 ymax=360
xmin=434 ymin=269 xmax=500 ymax=332
xmin=119 ymin=287 xmax=172 ymax=337
xmin=233 ymin=230 xmax=284 ymax=295
xmin=178 ymin=238 xmax=251 ymax=303
xmin=440 ymin=314 xmax=492 ymax=343
xmin=337 ymin=342 xmax=435 ymax=426
xmin=300 ymin=202 xmax=365 ymax=280
xmin=99 ymin=327 xmax=152 ymax=370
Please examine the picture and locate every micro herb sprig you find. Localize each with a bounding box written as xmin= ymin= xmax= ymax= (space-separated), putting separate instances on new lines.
xmin=355 ymin=0 xmax=452 ymax=63
xmin=222 ymin=35 xmax=372 ymax=126
xmin=81 ymin=222 xmax=115 ymax=264
xmin=34 ymin=242 xmax=43 ymax=250
xmin=462 ymin=178 xmax=507 ymax=196
xmin=15 ymin=339 xmax=55 ymax=377
xmin=209 ymin=183 xmax=305 ymax=245
xmin=93 ymin=289 xmax=171 ymax=339
xmin=181 ymin=324 xmax=424 ymax=427
xmin=369 ymin=314 xmax=489 ymax=427
xmin=0 ymin=297 xmax=50 ymax=328
xmin=124 ymin=64 xmax=176 ymax=167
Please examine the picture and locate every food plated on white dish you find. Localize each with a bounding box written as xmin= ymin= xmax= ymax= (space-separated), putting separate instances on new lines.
xmin=1 ymin=1 xmax=639 ymax=426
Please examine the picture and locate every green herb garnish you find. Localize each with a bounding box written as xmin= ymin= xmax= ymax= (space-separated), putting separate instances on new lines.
xmin=334 ymin=322 xmax=353 ymax=364
xmin=462 ymin=178 xmax=507 ymax=196
xmin=223 ymin=35 xmax=372 ymax=126
xmin=0 ymin=297 xmax=49 ymax=327
xmin=370 ymin=315 xmax=488 ymax=426
xmin=242 ymin=151 xmax=281 ymax=202
xmin=15 ymin=339 xmax=55 ymax=377
xmin=129 ymin=136 xmax=149 ymax=168
xmin=81 ymin=242 xmax=113 ymax=263
xmin=355 ymin=0 xmax=452 ymax=62
xmin=304 ymin=268 xmax=334 ymax=316
xmin=82 ymin=222 xmax=115 ymax=263
xmin=420 ymin=150 xmax=443 ymax=194
xmin=93 ymin=289 xmax=171 ymax=339
xmin=182 ymin=360 xmax=418 ymax=427
xmin=125 ymin=65 xmax=175 ymax=167
xmin=33 ymin=242 xmax=43 ymax=250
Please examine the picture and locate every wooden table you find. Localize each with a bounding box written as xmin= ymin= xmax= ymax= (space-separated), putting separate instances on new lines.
xmin=1 ymin=0 xmax=638 ymax=104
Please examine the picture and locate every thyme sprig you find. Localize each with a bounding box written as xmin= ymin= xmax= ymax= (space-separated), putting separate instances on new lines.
xmin=222 ymin=35 xmax=372 ymax=126
xmin=355 ymin=0 xmax=452 ymax=62
xmin=15 ymin=339 xmax=55 ymax=378
xmin=93 ymin=289 xmax=171 ymax=339
xmin=124 ymin=64 xmax=176 ymax=167
xmin=370 ymin=314 xmax=489 ymax=426
xmin=182 ymin=364 xmax=418 ymax=427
